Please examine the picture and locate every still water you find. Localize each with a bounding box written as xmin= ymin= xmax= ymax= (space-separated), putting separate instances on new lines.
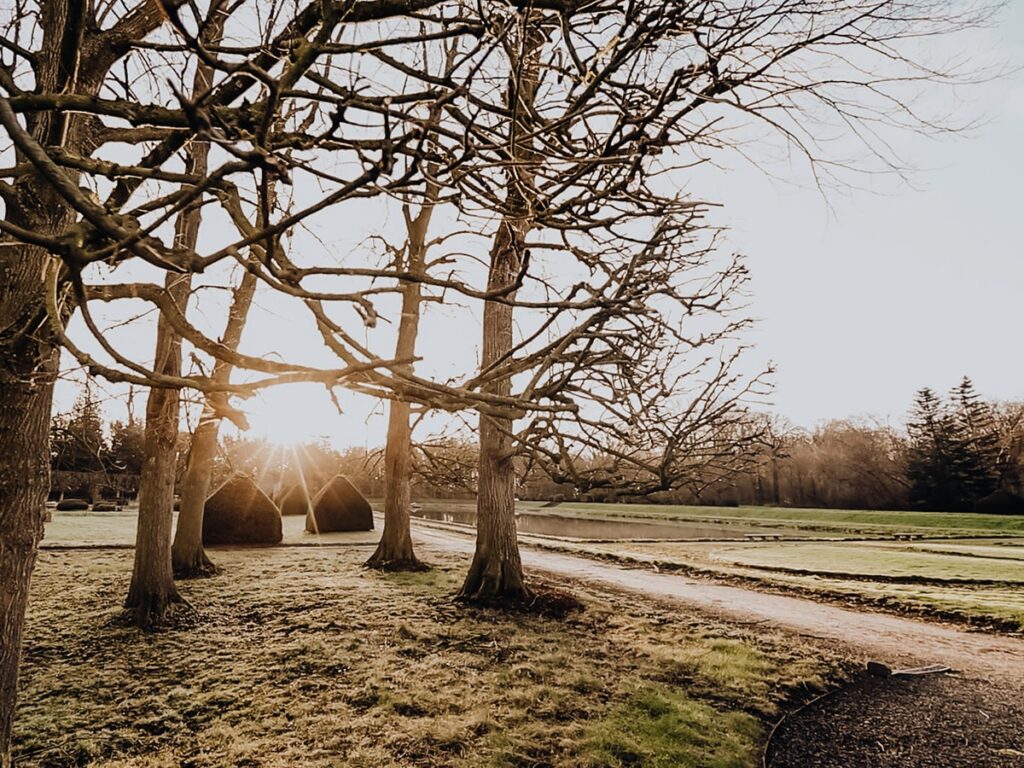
xmin=411 ymin=508 xmax=799 ymax=541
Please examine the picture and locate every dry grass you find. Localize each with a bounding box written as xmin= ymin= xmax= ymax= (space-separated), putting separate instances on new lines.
xmin=14 ymin=544 xmax=839 ymax=767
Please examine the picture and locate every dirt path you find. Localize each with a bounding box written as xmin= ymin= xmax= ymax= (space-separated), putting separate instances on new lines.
xmin=412 ymin=523 xmax=1024 ymax=682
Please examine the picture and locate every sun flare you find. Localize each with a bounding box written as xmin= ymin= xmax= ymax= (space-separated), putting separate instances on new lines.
xmin=242 ymin=385 xmax=335 ymax=447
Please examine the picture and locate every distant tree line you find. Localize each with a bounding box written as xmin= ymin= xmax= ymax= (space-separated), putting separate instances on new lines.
xmin=48 ymin=385 xmax=146 ymax=500
xmin=514 ymin=377 xmax=1024 ymax=514
xmin=47 ymin=387 xmax=480 ymax=504
xmin=53 ymin=376 xmax=1022 ymax=515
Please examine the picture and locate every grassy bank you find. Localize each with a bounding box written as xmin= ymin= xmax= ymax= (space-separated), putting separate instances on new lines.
xmin=15 ymin=545 xmax=840 ymax=767
xmin=548 ymin=503 xmax=1024 ymax=537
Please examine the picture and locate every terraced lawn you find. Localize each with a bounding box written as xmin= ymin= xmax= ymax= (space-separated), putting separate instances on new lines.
xmin=547 ymin=503 xmax=1024 ymax=537
xmin=709 ymin=542 xmax=1024 ymax=583
xmin=547 ymin=537 xmax=1024 ymax=630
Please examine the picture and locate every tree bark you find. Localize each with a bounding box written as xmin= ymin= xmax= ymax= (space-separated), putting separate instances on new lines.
xmin=171 ymin=419 xmax=219 ymax=577
xmin=0 ymin=315 xmax=58 ymax=768
xmin=135 ymin=8 xmax=225 ymax=588
xmin=458 ymin=223 xmax=531 ymax=601
xmin=124 ymin=267 xmax=192 ymax=626
xmin=0 ymin=0 xmax=120 ymax=755
xmin=458 ymin=14 xmax=545 ymax=602
xmin=172 ymin=271 xmax=256 ymax=577
xmin=125 ymin=144 xmax=208 ymax=622
xmin=365 ymin=186 xmax=438 ymax=571
xmin=365 ymin=398 xmax=427 ymax=570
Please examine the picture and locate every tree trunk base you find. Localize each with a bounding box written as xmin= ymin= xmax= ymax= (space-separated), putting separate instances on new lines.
xmin=122 ymin=588 xmax=192 ymax=630
xmin=364 ymin=543 xmax=429 ymax=572
xmin=456 ymin=555 xmax=532 ymax=605
xmin=172 ymin=549 xmax=219 ymax=580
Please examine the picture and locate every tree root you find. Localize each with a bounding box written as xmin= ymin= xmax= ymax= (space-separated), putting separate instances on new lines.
xmin=121 ymin=590 xmax=195 ymax=631
xmin=172 ymin=550 xmax=219 ymax=580
xmin=364 ymin=542 xmax=429 ymax=572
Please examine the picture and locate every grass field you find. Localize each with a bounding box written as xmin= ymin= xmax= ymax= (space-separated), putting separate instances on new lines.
xmin=15 ymin=545 xmax=840 ymax=768
xmin=545 ymin=502 xmax=1024 ymax=537
xmin=713 ymin=542 xmax=1024 ymax=583
xmin=395 ymin=501 xmax=1024 ymax=629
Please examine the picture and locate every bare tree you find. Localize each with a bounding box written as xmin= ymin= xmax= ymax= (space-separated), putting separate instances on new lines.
xmin=0 ymin=0 xmax=994 ymax=754
xmin=0 ymin=0 xmax=475 ymax=752
xmin=171 ymin=271 xmax=256 ymax=578
xmin=364 ymin=183 xmax=439 ymax=571
xmin=125 ymin=5 xmax=226 ymax=624
xmin=457 ymin=12 xmax=547 ymax=600
xmin=0 ymin=0 xmax=205 ymax=755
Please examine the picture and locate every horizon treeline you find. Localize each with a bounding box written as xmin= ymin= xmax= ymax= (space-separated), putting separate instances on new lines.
xmin=50 ymin=377 xmax=1023 ymax=515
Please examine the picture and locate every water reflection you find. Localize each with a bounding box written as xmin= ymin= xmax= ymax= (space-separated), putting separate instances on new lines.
xmin=411 ymin=507 xmax=799 ymax=541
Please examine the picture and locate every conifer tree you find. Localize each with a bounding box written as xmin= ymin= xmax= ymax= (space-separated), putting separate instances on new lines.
xmin=906 ymin=387 xmax=960 ymax=510
xmin=907 ymin=380 xmax=1001 ymax=510
xmin=949 ymin=377 xmax=1000 ymax=503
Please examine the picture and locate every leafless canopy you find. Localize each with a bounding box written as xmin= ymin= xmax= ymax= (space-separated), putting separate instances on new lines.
xmin=0 ymin=0 xmax=990 ymax=478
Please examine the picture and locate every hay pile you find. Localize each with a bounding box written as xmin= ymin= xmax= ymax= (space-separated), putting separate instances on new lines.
xmin=305 ymin=475 xmax=373 ymax=533
xmin=203 ymin=474 xmax=283 ymax=545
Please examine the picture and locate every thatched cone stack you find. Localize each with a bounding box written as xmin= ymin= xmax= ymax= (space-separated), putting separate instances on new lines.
xmin=203 ymin=474 xmax=283 ymax=545
xmin=306 ymin=475 xmax=373 ymax=533
xmin=278 ymin=483 xmax=313 ymax=516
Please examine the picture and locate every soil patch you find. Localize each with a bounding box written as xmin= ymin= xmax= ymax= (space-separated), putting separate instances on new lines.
xmin=767 ymin=674 xmax=1024 ymax=768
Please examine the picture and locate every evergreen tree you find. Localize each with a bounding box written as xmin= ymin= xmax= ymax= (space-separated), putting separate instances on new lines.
xmin=108 ymin=421 xmax=146 ymax=474
xmin=51 ymin=384 xmax=106 ymax=472
xmin=949 ymin=377 xmax=1000 ymax=503
xmin=906 ymin=387 xmax=961 ymax=510
xmin=906 ymin=380 xmax=1001 ymax=511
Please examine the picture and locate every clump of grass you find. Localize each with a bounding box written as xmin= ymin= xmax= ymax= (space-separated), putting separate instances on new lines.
xmin=642 ymin=636 xmax=826 ymax=717
xmin=583 ymin=683 xmax=761 ymax=768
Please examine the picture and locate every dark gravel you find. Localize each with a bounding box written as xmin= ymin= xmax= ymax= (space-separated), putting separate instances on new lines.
xmin=767 ymin=674 xmax=1024 ymax=768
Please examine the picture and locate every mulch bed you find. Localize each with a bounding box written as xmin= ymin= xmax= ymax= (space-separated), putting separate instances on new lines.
xmin=767 ymin=673 xmax=1024 ymax=768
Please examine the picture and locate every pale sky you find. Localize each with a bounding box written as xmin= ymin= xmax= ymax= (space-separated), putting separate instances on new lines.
xmin=694 ymin=1 xmax=1024 ymax=428
xmin=54 ymin=3 xmax=1024 ymax=448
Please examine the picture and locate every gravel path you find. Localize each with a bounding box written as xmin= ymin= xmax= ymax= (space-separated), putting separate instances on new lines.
xmin=413 ymin=523 xmax=1024 ymax=681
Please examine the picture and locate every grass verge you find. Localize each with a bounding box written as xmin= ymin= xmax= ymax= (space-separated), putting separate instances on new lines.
xmin=14 ymin=546 xmax=840 ymax=767
xmin=547 ymin=503 xmax=1024 ymax=537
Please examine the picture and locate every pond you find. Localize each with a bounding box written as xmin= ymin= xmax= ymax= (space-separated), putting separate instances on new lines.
xmin=410 ymin=507 xmax=807 ymax=541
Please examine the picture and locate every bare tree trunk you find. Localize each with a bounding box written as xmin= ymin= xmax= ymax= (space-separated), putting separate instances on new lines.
xmin=124 ymin=268 xmax=192 ymax=626
xmin=172 ymin=271 xmax=256 ymax=577
xmin=366 ymin=181 xmax=439 ymax=571
xmin=126 ymin=142 xmax=209 ymax=621
xmin=458 ymin=15 xmax=544 ymax=602
xmin=772 ymin=457 xmax=782 ymax=505
xmin=0 ymin=0 xmax=110 ymax=752
xmin=137 ymin=10 xmax=225 ymax=586
xmin=458 ymin=222 xmax=532 ymax=601
xmin=366 ymin=398 xmax=426 ymax=570
xmin=171 ymin=419 xmax=218 ymax=577
xmin=0 ymin=316 xmax=58 ymax=767
xmin=0 ymin=160 xmax=70 ymax=763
